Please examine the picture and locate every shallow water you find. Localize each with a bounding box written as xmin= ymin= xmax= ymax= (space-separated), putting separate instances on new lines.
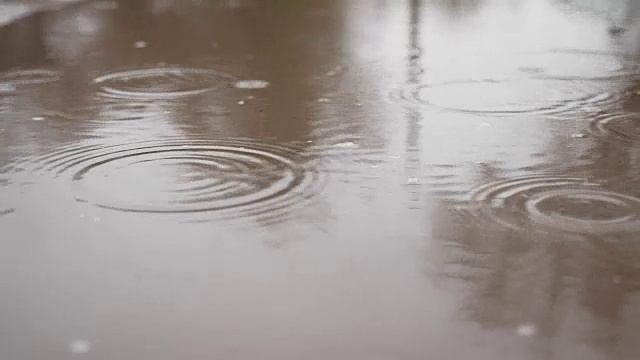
xmin=2 ymin=0 xmax=640 ymax=359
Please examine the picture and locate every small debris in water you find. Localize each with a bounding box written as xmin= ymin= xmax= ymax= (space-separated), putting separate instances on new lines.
xmin=133 ymin=41 xmax=147 ymax=49
xmin=317 ymin=98 xmax=331 ymax=103
xmin=246 ymin=95 xmax=255 ymax=100
xmin=234 ymin=80 xmax=270 ymax=89
xmin=69 ymin=339 xmax=91 ymax=354
xmin=32 ymin=116 xmax=45 ymax=121
xmin=571 ymin=133 xmax=587 ymax=139
xmin=516 ymin=324 xmax=537 ymax=337
xmin=407 ymin=177 xmax=420 ymax=185
xmin=237 ymin=100 xmax=245 ymax=105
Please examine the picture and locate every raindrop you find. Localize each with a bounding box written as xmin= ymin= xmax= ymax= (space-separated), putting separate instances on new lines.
xmin=93 ymin=67 xmax=227 ymax=100
xmin=589 ymin=112 xmax=640 ymax=145
xmin=0 ymin=69 xmax=60 ymax=87
xmin=69 ymin=339 xmax=91 ymax=354
xmin=516 ymin=324 xmax=537 ymax=337
xmin=469 ymin=176 xmax=640 ymax=234
xmin=10 ymin=138 xmax=324 ymax=224
xmin=519 ymin=50 xmax=638 ymax=80
xmin=389 ymin=78 xmax=615 ymax=116
xmin=234 ymin=80 xmax=270 ymax=89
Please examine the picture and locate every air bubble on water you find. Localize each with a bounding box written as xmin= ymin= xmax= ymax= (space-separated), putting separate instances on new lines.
xmin=32 ymin=116 xmax=45 ymax=121
xmin=237 ymin=100 xmax=245 ymax=105
xmin=133 ymin=41 xmax=147 ymax=48
xmin=516 ymin=324 xmax=537 ymax=337
xmin=69 ymin=339 xmax=91 ymax=354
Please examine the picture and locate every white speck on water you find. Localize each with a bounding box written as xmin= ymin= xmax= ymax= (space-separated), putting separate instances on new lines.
xmin=0 ymin=83 xmax=16 ymax=92
xmin=234 ymin=80 xmax=270 ymax=89
xmin=246 ymin=95 xmax=255 ymax=100
xmin=355 ymin=102 xmax=362 ymax=106
xmin=69 ymin=339 xmax=91 ymax=354
xmin=389 ymin=156 xmax=401 ymax=159
xmin=237 ymin=100 xmax=245 ymax=105
xmin=317 ymin=98 xmax=331 ymax=103
xmin=407 ymin=177 xmax=420 ymax=185
xmin=516 ymin=324 xmax=537 ymax=337
xmin=93 ymin=217 xmax=101 ymax=222
xmin=133 ymin=41 xmax=147 ymax=48
xmin=32 ymin=116 xmax=45 ymax=121
xmin=333 ymin=141 xmax=357 ymax=149
xmin=326 ymin=66 xmax=343 ymax=76
xmin=478 ymin=122 xmax=491 ymax=129
xmin=571 ymin=133 xmax=587 ymax=138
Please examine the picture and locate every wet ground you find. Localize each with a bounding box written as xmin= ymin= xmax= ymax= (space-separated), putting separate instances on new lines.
xmin=2 ymin=0 xmax=640 ymax=359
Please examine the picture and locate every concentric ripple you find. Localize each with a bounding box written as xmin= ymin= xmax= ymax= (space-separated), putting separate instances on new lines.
xmin=469 ymin=176 xmax=640 ymax=234
xmin=588 ymin=112 xmax=640 ymax=145
xmin=14 ymin=138 xmax=323 ymax=222
xmin=389 ymin=78 xmax=615 ymax=116
xmin=518 ymin=50 xmax=639 ymax=80
xmin=93 ymin=67 xmax=227 ymax=99
xmin=0 ymin=69 xmax=60 ymax=89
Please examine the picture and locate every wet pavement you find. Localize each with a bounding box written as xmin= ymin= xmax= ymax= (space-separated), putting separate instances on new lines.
xmin=2 ymin=0 xmax=640 ymax=359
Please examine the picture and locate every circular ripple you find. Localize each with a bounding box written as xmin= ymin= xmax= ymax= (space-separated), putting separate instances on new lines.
xmin=469 ymin=176 xmax=640 ymax=234
xmin=390 ymin=78 xmax=615 ymax=116
xmin=14 ymin=138 xmax=322 ymax=222
xmin=93 ymin=67 xmax=226 ymax=99
xmin=589 ymin=112 xmax=640 ymax=145
xmin=0 ymin=69 xmax=60 ymax=88
xmin=519 ymin=50 xmax=640 ymax=80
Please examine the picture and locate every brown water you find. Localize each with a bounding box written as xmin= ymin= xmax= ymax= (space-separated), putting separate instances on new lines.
xmin=2 ymin=0 xmax=640 ymax=359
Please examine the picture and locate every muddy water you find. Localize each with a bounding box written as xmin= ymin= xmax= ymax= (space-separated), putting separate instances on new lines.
xmin=2 ymin=0 xmax=640 ymax=359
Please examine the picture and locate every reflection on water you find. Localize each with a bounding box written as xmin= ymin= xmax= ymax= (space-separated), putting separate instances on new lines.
xmin=3 ymin=0 xmax=640 ymax=359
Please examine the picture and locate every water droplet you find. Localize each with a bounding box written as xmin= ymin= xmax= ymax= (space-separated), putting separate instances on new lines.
xmin=69 ymin=339 xmax=91 ymax=354
xmin=234 ymin=80 xmax=270 ymax=89
xmin=333 ymin=141 xmax=357 ymax=149
xmin=516 ymin=324 xmax=537 ymax=337
xmin=133 ymin=41 xmax=147 ymax=48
